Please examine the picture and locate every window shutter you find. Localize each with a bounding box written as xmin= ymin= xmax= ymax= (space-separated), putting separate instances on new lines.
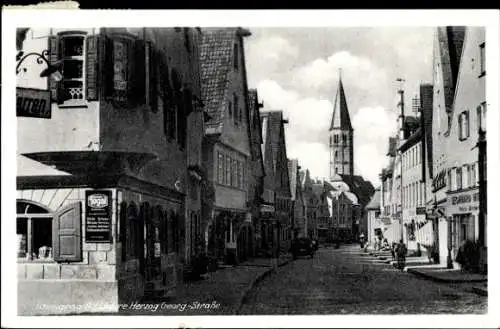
xmin=160 ymin=210 xmax=167 ymax=253
xmin=131 ymin=39 xmax=146 ymax=106
xmin=119 ymin=202 xmax=127 ymax=261
xmin=53 ymin=202 xmax=82 ymax=262
xmin=85 ymin=35 xmax=100 ymax=101
xmin=103 ymin=36 xmax=114 ymax=99
xmin=48 ymin=36 xmax=62 ymax=103
xmin=148 ymin=43 xmax=159 ymax=112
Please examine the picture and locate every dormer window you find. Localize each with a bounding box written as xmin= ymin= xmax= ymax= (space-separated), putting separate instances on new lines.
xmin=233 ymin=43 xmax=239 ymax=70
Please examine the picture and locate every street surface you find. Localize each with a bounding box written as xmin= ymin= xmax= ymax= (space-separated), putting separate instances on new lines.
xmin=239 ymin=245 xmax=487 ymax=314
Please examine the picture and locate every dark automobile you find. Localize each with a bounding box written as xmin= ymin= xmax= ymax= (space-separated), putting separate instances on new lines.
xmin=290 ymin=237 xmax=317 ymax=259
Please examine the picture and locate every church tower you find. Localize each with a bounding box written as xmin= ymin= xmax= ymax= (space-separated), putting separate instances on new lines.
xmin=329 ymin=71 xmax=354 ymax=181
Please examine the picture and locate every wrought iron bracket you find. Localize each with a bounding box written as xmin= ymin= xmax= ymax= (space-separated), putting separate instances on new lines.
xmin=16 ymin=50 xmax=50 ymax=75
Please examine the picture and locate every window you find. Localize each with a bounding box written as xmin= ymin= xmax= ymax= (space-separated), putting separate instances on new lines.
xmin=477 ymin=103 xmax=486 ymax=132
xmin=233 ymin=93 xmax=239 ymax=125
xmin=225 ymin=156 xmax=231 ymax=186
xmin=479 ymin=42 xmax=485 ymax=76
xmin=334 ymin=134 xmax=339 ymax=144
xmin=239 ymin=161 xmax=244 ymax=188
xmin=17 ymin=200 xmax=82 ymax=263
xmin=342 ymin=134 xmax=347 ymax=143
xmin=233 ymin=43 xmax=239 ymax=70
xmin=456 ymin=167 xmax=462 ymax=190
xmin=218 ymin=153 xmax=224 ymax=184
xmin=228 ymin=101 xmax=233 ymax=119
xmin=61 ymin=35 xmax=86 ymax=102
xmin=232 ymin=159 xmax=238 ymax=188
xmin=472 ymin=163 xmax=478 ymax=186
xmin=458 ymin=111 xmax=470 ymax=140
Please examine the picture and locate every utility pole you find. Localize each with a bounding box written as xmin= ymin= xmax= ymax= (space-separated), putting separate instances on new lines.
xmin=396 ymin=78 xmax=405 ymax=242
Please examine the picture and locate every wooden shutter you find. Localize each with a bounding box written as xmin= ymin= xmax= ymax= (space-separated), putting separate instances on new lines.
xmin=148 ymin=43 xmax=158 ymax=113
xmin=132 ymin=39 xmax=146 ymax=106
xmin=48 ymin=36 xmax=62 ymax=103
xmin=119 ymin=202 xmax=127 ymax=261
xmin=103 ymin=36 xmax=114 ymax=99
xmin=85 ymin=35 xmax=101 ymax=101
xmin=53 ymin=202 xmax=82 ymax=262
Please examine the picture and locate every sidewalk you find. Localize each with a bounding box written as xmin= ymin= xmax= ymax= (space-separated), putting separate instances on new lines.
xmin=406 ymin=267 xmax=488 ymax=284
xmin=138 ymin=254 xmax=293 ymax=315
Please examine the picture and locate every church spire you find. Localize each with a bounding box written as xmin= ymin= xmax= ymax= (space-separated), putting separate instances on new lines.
xmin=329 ymin=71 xmax=353 ymax=131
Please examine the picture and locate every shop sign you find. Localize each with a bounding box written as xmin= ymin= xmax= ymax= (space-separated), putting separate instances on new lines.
xmin=16 ymin=87 xmax=51 ymax=119
xmin=448 ymin=191 xmax=479 ymax=214
xmin=416 ymin=207 xmax=426 ymax=215
xmin=85 ymin=190 xmax=112 ymax=243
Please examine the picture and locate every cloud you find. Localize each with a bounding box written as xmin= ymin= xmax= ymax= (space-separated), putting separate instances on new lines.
xmin=290 ymin=51 xmax=388 ymax=100
xmin=245 ymin=35 xmax=299 ymax=86
xmin=257 ymin=80 xmax=331 ymax=144
xmin=256 ymin=80 xmax=400 ymax=185
xmin=352 ymin=106 xmax=399 ymax=184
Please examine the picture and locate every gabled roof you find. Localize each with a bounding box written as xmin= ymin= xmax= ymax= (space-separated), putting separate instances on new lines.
xmin=199 ymin=27 xmax=251 ymax=131
xmin=365 ymin=189 xmax=381 ymax=210
xmin=329 ymin=78 xmax=353 ymax=131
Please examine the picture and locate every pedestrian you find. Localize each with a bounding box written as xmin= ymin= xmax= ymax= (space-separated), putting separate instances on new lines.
xmin=391 ymin=242 xmax=396 ymax=261
xmin=359 ymin=233 xmax=365 ymax=249
xmin=396 ymin=239 xmax=407 ymax=271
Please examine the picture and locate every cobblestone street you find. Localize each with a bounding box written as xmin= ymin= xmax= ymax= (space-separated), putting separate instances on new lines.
xmin=239 ymin=245 xmax=487 ymax=314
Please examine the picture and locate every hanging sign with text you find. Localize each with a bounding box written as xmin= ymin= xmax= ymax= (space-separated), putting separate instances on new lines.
xmin=16 ymin=87 xmax=51 ymax=119
xmin=85 ymin=190 xmax=112 ymax=243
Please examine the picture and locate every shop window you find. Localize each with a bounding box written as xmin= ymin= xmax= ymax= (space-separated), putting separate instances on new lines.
xmin=17 ymin=200 xmax=82 ymax=262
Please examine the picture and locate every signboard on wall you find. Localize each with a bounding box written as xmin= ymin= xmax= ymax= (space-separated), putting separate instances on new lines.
xmin=85 ymin=190 xmax=112 ymax=243
xmin=16 ymin=87 xmax=51 ymax=119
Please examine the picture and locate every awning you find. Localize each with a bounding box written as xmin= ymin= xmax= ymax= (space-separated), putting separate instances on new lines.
xmin=22 ymin=151 xmax=158 ymax=176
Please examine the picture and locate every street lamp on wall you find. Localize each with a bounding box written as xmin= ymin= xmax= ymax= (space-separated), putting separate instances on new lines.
xmin=16 ymin=50 xmax=63 ymax=81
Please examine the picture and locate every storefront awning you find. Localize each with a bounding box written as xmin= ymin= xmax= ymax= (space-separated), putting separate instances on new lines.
xmin=22 ymin=151 xmax=158 ymax=176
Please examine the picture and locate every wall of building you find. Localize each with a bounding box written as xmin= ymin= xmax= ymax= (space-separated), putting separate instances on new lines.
xmin=17 ymin=187 xmax=119 ymax=315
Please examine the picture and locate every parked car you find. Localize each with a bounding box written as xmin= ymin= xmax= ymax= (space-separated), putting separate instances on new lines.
xmin=290 ymin=237 xmax=317 ymax=259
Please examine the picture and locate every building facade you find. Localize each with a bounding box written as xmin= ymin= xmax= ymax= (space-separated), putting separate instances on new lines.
xmin=16 ymin=27 xmax=205 ymax=315
xmin=302 ymin=170 xmax=318 ymax=240
xmin=443 ymin=26 xmax=486 ymax=270
xmin=199 ymin=27 xmax=253 ymax=266
xmin=289 ymin=159 xmax=306 ymax=239
xmin=260 ymin=111 xmax=292 ymax=255
xmin=365 ymin=188 xmax=382 ymax=245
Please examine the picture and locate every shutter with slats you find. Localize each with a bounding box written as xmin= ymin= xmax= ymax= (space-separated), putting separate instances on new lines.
xmin=103 ymin=36 xmax=114 ymax=100
xmin=53 ymin=202 xmax=82 ymax=262
xmin=85 ymin=35 xmax=101 ymax=101
xmin=132 ymin=39 xmax=146 ymax=106
xmin=148 ymin=42 xmax=158 ymax=113
xmin=48 ymin=36 xmax=62 ymax=103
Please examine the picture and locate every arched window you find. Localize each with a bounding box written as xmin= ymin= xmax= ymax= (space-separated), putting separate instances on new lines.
xmin=17 ymin=200 xmax=52 ymax=261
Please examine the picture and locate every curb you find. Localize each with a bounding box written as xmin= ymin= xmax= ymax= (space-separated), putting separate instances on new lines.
xmin=406 ymin=268 xmax=488 ymax=284
xmin=236 ymin=258 xmax=293 ymax=314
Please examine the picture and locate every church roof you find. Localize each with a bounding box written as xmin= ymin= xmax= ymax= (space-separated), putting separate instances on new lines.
xmin=329 ymin=77 xmax=353 ymax=131
xmin=365 ymin=189 xmax=381 ymax=210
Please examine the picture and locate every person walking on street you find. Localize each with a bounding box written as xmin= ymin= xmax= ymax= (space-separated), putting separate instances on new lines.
xmin=396 ymin=239 xmax=407 ymax=271
xmin=391 ymin=242 xmax=397 ymax=261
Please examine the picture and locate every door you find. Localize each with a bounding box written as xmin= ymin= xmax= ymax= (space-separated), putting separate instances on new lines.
xmin=144 ymin=205 xmax=162 ymax=291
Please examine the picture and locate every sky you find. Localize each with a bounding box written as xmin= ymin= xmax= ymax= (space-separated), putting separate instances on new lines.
xmin=244 ymin=27 xmax=434 ymax=187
